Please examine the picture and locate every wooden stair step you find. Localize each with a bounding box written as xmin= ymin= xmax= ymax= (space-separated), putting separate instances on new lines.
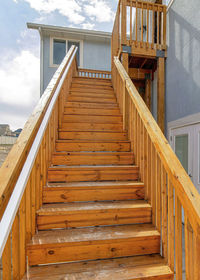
xmin=23 ymin=255 xmax=173 ymax=280
xmin=64 ymin=107 xmax=120 ymax=116
xmin=69 ymin=92 xmax=116 ymax=99
xmin=51 ymin=152 xmax=134 ymax=166
xmin=43 ymin=181 xmax=145 ymax=203
xmin=72 ymin=77 xmax=112 ymax=85
xmin=55 ymin=140 xmax=131 ymax=152
xmin=59 ymin=131 xmax=128 ymax=141
xmin=27 ymin=224 xmax=160 ymax=265
xmin=65 ymin=101 xmax=118 ymax=108
xmin=60 ymin=122 xmax=123 ymax=131
xmin=63 ymin=114 xmax=122 ymax=123
xmin=48 ymin=165 xmax=139 ymax=182
xmin=71 ymin=83 xmax=113 ymax=89
xmin=67 ymin=96 xmax=117 ymax=103
xmin=37 ymin=200 xmax=152 ymax=230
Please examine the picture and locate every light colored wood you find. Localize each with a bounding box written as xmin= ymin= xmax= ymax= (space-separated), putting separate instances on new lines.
xmin=43 ymin=181 xmax=145 ymax=203
xmin=68 ymin=95 xmax=116 ymax=103
xmin=175 ymin=194 xmax=182 ymax=280
xmin=61 ymin=122 xmax=123 ymax=131
xmin=65 ymin=101 xmax=118 ymax=108
xmin=19 ymin=194 xmax=26 ymax=278
xmin=63 ymin=114 xmax=122 ymax=123
xmin=129 ymin=68 xmax=151 ymax=80
xmin=22 ymin=255 xmax=173 ymax=280
xmin=168 ymin=179 xmax=174 ymax=270
xmin=48 ymin=165 xmax=139 ymax=182
xmin=37 ymin=201 xmax=152 ymax=229
xmin=2 ymin=234 xmax=11 ymax=280
xmin=12 ymin=212 xmax=20 ymax=280
xmin=156 ymin=155 xmax=161 ymax=232
xmin=25 ymin=180 xmax=32 ymax=243
xmin=59 ymin=131 xmax=128 ymax=141
xmin=157 ymin=57 xmax=165 ymax=133
xmin=64 ymin=107 xmax=119 ymax=116
xmin=145 ymin=76 xmax=151 ymax=110
xmin=121 ymin=0 xmax=127 ymax=45
xmin=27 ymin=224 xmax=160 ymax=265
xmin=161 ymin=165 xmax=167 ymax=259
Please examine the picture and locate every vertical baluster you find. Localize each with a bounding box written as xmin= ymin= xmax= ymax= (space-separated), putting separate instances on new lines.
xmin=143 ymin=127 xmax=148 ymax=200
xmin=12 ymin=211 xmax=20 ymax=279
xmin=130 ymin=1 xmax=132 ymax=43
xmin=193 ymin=232 xmax=200 ymax=280
xmin=132 ymin=104 xmax=137 ymax=155
xmin=135 ymin=1 xmax=138 ymax=46
xmin=31 ymin=166 xmax=36 ymax=235
xmin=151 ymin=145 xmax=156 ymax=225
xmin=185 ymin=216 xmax=193 ymax=280
xmin=35 ymin=149 xmax=41 ymax=210
xmin=152 ymin=7 xmax=155 ymax=49
xmin=137 ymin=113 xmax=140 ymax=168
xmin=147 ymin=3 xmax=149 ymax=48
xmin=175 ymin=194 xmax=182 ymax=280
xmin=168 ymin=179 xmax=174 ymax=270
xmin=19 ymin=194 xmax=26 ymax=278
xmin=141 ymin=2 xmax=144 ymax=47
xmin=157 ymin=10 xmax=160 ymax=48
xmin=163 ymin=6 xmax=167 ymax=49
xmin=147 ymin=136 xmax=152 ymax=203
xmin=25 ymin=180 xmax=32 ymax=243
xmin=121 ymin=0 xmax=127 ymax=45
xmin=2 ymin=234 xmax=11 ymax=280
xmin=140 ymin=122 xmax=144 ymax=182
xmin=161 ymin=165 xmax=167 ymax=259
xmin=156 ymin=155 xmax=161 ymax=232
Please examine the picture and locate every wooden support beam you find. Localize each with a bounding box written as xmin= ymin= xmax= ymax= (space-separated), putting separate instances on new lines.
xmin=129 ymin=68 xmax=151 ymax=80
xmin=145 ymin=74 xmax=151 ymax=110
xmin=157 ymin=57 xmax=165 ymax=133
xmin=121 ymin=53 xmax=129 ymax=73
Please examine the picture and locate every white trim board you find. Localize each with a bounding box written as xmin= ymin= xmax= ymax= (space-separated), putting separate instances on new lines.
xmin=50 ymin=36 xmax=83 ymax=68
xmin=168 ymin=112 xmax=200 ymax=138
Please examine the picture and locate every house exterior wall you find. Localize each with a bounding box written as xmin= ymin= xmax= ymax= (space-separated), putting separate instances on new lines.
xmin=166 ymin=0 xmax=200 ymax=124
xmin=42 ymin=33 xmax=111 ymax=93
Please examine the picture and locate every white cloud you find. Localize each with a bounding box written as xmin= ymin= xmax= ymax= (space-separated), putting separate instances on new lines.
xmin=84 ymin=0 xmax=114 ymax=23
xmin=16 ymin=0 xmax=85 ymax=24
xmin=81 ymin=22 xmax=95 ymax=30
xmin=0 ymin=50 xmax=40 ymax=130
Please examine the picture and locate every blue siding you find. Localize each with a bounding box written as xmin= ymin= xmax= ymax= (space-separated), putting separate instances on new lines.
xmin=42 ymin=34 xmax=111 ymax=93
xmin=166 ymin=0 xmax=200 ymax=123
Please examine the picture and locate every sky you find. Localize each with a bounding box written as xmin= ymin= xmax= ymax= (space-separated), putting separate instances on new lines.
xmin=0 ymin=0 xmax=169 ymax=130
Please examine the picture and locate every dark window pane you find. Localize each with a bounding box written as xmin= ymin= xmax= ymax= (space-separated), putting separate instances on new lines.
xmin=53 ymin=39 xmax=66 ymax=65
xmin=68 ymin=41 xmax=80 ymax=66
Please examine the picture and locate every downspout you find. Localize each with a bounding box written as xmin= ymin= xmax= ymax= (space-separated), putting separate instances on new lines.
xmin=38 ymin=27 xmax=44 ymax=96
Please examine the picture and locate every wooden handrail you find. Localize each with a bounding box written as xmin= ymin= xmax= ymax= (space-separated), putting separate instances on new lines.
xmin=0 ymin=45 xmax=78 ymax=279
xmin=112 ymin=56 xmax=200 ymax=278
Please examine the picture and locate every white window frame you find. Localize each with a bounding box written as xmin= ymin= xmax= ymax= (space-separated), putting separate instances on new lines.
xmin=50 ymin=36 xmax=83 ymax=68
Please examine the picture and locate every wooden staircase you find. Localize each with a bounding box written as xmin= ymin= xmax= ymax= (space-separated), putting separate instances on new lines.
xmin=24 ymin=77 xmax=173 ymax=279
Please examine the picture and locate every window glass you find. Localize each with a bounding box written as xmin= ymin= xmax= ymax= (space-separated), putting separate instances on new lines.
xmin=53 ymin=39 xmax=66 ymax=65
xmin=68 ymin=41 xmax=80 ymax=66
xmin=175 ymin=134 xmax=188 ymax=173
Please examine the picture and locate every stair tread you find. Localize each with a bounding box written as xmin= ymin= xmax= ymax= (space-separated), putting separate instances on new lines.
xmin=38 ymin=200 xmax=151 ymax=214
xmin=29 ymin=224 xmax=159 ymax=246
xmin=47 ymin=181 xmax=144 ymax=188
xmin=56 ymin=140 xmax=130 ymax=143
xmin=48 ymin=165 xmax=138 ymax=170
xmin=53 ymin=151 xmax=132 ymax=155
xmin=23 ymin=255 xmax=173 ymax=280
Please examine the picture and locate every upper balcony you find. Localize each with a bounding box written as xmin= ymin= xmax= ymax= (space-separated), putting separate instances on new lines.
xmin=112 ymin=0 xmax=167 ymax=59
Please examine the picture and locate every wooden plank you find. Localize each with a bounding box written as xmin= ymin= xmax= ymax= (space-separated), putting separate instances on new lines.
xmin=43 ymin=181 xmax=145 ymax=203
xmin=145 ymin=76 xmax=151 ymax=110
xmin=121 ymin=0 xmax=127 ymax=45
xmin=67 ymin=96 xmax=117 ymax=103
xmin=63 ymin=114 xmax=122 ymax=123
xmin=65 ymin=102 xmax=118 ymax=108
xmin=12 ymin=212 xmax=20 ymax=280
xmin=156 ymin=155 xmax=161 ymax=232
xmin=69 ymin=91 xmax=115 ymax=98
xmin=55 ymin=140 xmax=131 ymax=152
xmin=2 ymin=234 xmax=11 ymax=280
xmin=19 ymin=194 xmax=26 ymax=278
xmin=175 ymin=194 xmax=182 ymax=280
xmin=60 ymin=122 xmax=123 ymax=132
xmin=129 ymin=68 xmax=151 ymax=80
xmin=48 ymin=165 xmax=139 ymax=182
xmin=168 ymin=179 xmax=174 ymax=270
xmin=58 ymin=131 xmax=128 ymax=141
xmin=37 ymin=201 xmax=152 ymax=229
xmin=161 ymin=165 xmax=167 ymax=259
xmin=27 ymin=224 xmax=160 ymax=265
xmin=157 ymin=57 xmax=165 ymax=133
xmin=64 ymin=107 xmax=120 ymax=116
xmin=51 ymin=152 xmax=134 ymax=166
xmin=25 ymin=180 xmax=32 ymax=243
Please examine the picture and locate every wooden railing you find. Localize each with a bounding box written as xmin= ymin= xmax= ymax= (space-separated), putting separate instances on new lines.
xmin=112 ymin=0 xmax=167 ymax=58
xmin=112 ymin=56 xmax=200 ymax=280
xmin=0 ymin=46 xmax=78 ymax=279
xmin=78 ymin=68 xmax=111 ymax=79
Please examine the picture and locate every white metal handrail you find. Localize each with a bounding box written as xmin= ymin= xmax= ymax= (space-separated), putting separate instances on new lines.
xmin=0 ymin=46 xmax=78 ymax=257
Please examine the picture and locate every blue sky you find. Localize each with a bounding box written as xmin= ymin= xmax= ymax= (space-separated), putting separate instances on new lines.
xmin=0 ymin=0 xmax=169 ymax=130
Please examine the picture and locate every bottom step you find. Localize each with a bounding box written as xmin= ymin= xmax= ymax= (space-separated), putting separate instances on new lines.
xmin=24 ymin=255 xmax=173 ymax=280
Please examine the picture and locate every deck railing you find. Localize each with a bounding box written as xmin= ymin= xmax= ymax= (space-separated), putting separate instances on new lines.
xmin=78 ymin=68 xmax=111 ymax=79
xmin=112 ymin=56 xmax=200 ymax=280
xmin=112 ymin=0 xmax=167 ymax=58
xmin=0 ymin=46 xmax=78 ymax=279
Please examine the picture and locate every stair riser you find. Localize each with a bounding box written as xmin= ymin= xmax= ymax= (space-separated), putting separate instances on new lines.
xmin=64 ymin=108 xmax=120 ymax=116
xmin=37 ymin=208 xmax=152 ymax=230
xmin=59 ymin=132 xmax=128 ymax=141
xmin=63 ymin=115 xmax=122 ymax=123
xmin=65 ymin=102 xmax=118 ymax=108
xmin=60 ymin=123 xmax=123 ymax=131
xmin=48 ymin=168 xmax=139 ymax=182
xmin=55 ymin=141 xmax=131 ymax=152
xmin=27 ymin=236 xmax=160 ymax=266
xmin=67 ymin=96 xmax=116 ymax=103
xmin=71 ymin=85 xmax=113 ymax=91
xmin=72 ymin=79 xmax=112 ymax=86
xmin=43 ymin=185 xmax=145 ymax=203
xmin=51 ymin=153 xmax=134 ymax=166
xmin=69 ymin=92 xmax=115 ymax=98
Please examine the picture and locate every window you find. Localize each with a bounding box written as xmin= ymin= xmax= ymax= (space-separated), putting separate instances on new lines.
xmin=53 ymin=39 xmax=66 ymax=65
xmin=51 ymin=37 xmax=82 ymax=67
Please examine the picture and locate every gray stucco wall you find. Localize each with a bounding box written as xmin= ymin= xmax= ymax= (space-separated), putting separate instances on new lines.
xmin=42 ymin=34 xmax=111 ymax=93
xmin=166 ymin=0 xmax=200 ymax=123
